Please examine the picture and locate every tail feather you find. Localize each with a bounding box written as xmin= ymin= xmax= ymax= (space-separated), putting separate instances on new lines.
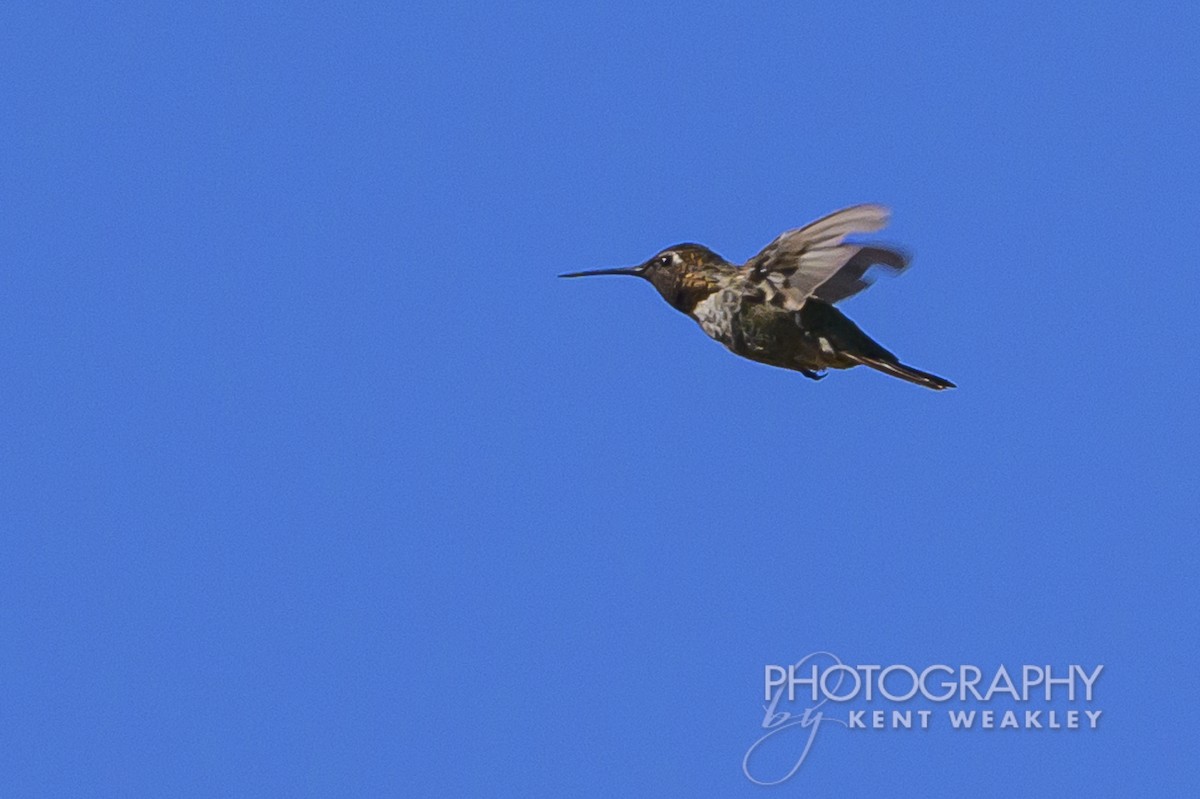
xmin=852 ymin=356 xmax=956 ymax=391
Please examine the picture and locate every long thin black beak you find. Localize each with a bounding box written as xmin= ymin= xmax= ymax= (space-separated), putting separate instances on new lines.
xmin=558 ymin=265 xmax=644 ymax=279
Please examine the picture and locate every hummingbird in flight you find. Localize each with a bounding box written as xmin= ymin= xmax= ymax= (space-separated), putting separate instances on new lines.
xmin=560 ymin=205 xmax=954 ymax=390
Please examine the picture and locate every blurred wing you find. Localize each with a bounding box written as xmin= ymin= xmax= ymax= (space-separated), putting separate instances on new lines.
xmin=744 ymin=205 xmax=897 ymax=310
xmin=812 ymin=245 xmax=910 ymax=304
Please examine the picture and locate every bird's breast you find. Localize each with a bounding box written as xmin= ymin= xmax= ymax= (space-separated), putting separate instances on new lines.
xmin=690 ymin=288 xmax=742 ymax=343
xmin=694 ymin=295 xmax=826 ymax=365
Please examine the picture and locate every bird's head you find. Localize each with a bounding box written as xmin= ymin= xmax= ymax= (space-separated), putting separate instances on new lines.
xmin=559 ymin=243 xmax=725 ymax=313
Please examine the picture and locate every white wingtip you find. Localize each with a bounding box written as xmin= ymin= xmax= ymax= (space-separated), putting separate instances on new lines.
xmin=800 ymin=204 xmax=892 ymax=242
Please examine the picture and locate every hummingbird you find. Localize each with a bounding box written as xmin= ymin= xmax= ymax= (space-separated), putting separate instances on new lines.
xmin=560 ymin=204 xmax=954 ymax=390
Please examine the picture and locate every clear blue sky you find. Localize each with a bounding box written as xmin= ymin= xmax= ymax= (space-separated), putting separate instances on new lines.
xmin=3 ymin=2 xmax=1198 ymax=796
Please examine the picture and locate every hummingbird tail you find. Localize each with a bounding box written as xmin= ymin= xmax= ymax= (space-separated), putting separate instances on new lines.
xmin=852 ymin=356 xmax=956 ymax=391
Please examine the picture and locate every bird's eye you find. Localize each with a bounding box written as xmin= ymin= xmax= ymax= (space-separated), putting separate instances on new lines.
xmin=658 ymin=254 xmax=672 ymax=266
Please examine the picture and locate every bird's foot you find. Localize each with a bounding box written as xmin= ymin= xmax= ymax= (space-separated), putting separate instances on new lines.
xmin=800 ymin=369 xmax=827 ymax=381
